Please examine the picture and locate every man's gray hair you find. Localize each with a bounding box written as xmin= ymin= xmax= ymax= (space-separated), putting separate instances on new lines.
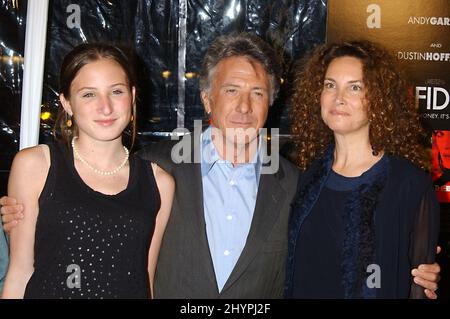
xmin=199 ymin=32 xmax=281 ymax=105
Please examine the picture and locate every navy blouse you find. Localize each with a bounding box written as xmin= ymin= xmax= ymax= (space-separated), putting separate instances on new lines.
xmin=285 ymin=149 xmax=440 ymax=299
xmin=291 ymin=156 xmax=387 ymax=298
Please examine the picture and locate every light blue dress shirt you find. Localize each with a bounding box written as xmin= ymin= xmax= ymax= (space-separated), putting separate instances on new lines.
xmin=0 ymin=224 xmax=9 ymax=293
xmin=201 ymin=127 xmax=262 ymax=292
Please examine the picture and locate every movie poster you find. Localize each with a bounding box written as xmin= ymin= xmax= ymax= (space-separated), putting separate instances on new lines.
xmin=327 ymin=0 xmax=450 ymax=202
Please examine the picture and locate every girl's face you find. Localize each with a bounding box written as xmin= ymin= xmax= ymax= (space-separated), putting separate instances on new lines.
xmin=60 ymin=57 xmax=135 ymax=143
xmin=320 ymin=56 xmax=369 ymax=138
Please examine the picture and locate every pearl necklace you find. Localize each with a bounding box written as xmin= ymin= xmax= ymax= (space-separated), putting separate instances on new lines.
xmin=71 ymin=137 xmax=129 ymax=176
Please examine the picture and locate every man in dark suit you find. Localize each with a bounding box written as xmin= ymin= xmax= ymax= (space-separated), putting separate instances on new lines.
xmin=139 ymin=33 xmax=299 ymax=298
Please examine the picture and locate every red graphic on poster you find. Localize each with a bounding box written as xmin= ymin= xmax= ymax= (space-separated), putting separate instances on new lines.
xmin=432 ymin=130 xmax=450 ymax=202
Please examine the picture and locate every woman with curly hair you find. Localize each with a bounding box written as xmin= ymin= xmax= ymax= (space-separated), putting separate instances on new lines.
xmin=285 ymin=40 xmax=440 ymax=299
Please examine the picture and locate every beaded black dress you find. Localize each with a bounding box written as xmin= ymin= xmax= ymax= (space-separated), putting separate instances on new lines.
xmin=24 ymin=142 xmax=159 ymax=299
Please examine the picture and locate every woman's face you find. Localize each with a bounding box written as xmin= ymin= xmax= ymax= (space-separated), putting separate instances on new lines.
xmin=435 ymin=130 xmax=450 ymax=168
xmin=320 ymin=56 xmax=369 ymax=138
xmin=60 ymin=57 xmax=135 ymax=143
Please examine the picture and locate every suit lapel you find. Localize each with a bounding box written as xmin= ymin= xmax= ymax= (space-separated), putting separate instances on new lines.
xmin=178 ymin=133 xmax=219 ymax=294
xmin=221 ymin=165 xmax=287 ymax=293
xmin=179 ymin=162 xmax=206 ymax=235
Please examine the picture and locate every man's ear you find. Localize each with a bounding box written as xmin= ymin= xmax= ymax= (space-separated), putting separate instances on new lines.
xmin=201 ymin=91 xmax=211 ymax=114
xmin=59 ymin=94 xmax=73 ymax=116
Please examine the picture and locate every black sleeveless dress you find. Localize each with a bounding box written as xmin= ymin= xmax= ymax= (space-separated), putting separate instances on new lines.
xmin=24 ymin=142 xmax=160 ymax=299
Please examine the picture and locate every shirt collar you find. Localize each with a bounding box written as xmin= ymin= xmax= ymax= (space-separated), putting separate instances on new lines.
xmin=200 ymin=126 xmax=263 ymax=183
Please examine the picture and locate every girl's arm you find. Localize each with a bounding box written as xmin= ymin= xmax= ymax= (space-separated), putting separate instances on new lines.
xmin=147 ymin=163 xmax=174 ymax=298
xmin=1 ymin=145 xmax=49 ymax=298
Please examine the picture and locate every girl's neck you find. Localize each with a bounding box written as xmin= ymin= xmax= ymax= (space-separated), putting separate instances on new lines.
xmin=72 ymin=135 xmax=127 ymax=171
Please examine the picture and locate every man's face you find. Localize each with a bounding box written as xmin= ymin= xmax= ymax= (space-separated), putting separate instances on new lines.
xmin=201 ymin=56 xmax=271 ymax=148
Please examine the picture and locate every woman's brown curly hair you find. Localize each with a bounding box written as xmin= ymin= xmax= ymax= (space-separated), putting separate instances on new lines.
xmin=291 ymin=40 xmax=429 ymax=171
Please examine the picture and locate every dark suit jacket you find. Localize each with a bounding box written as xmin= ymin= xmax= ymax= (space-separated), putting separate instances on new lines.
xmin=138 ymin=133 xmax=299 ymax=298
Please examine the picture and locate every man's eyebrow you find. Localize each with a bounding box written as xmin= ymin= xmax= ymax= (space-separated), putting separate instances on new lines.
xmin=251 ymin=86 xmax=268 ymax=91
xmin=220 ymin=83 xmax=268 ymax=91
xmin=221 ymin=83 xmax=240 ymax=88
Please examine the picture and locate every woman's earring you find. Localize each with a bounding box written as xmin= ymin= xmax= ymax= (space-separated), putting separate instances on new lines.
xmin=66 ymin=114 xmax=73 ymax=128
xmin=372 ymin=148 xmax=379 ymax=156
xmin=130 ymin=114 xmax=134 ymax=122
